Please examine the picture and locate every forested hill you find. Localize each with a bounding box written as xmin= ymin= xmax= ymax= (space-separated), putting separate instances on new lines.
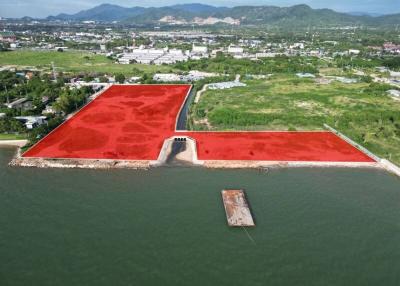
xmin=45 ymin=3 xmax=400 ymax=27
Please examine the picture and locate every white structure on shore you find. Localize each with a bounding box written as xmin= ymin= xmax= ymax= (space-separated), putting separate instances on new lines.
xmin=208 ymin=81 xmax=247 ymax=90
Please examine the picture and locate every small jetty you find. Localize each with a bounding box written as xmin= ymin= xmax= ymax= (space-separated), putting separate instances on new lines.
xmin=221 ymin=190 xmax=255 ymax=227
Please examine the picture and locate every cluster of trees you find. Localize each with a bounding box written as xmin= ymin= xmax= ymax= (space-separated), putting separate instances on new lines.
xmin=26 ymin=117 xmax=64 ymax=147
xmin=383 ymin=57 xmax=400 ymax=70
xmin=0 ymin=118 xmax=25 ymax=134
xmin=335 ymin=56 xmax=400 ymax=71
xmin=0 ymin=71 xmax=96 ymax=141
xmin=206 ymin=107 xmax=324 ymax=129
xmin=335 ymin=56 xmax=382 ymax=69
xmin=174 ymin=54 xmax=319 ymax=75
xmin=0 ymin=71 xmax=65 ymax=115
xmin=82 ymin=73 xmax=126 ymax=84
xmin=53 ymin=86 xmax=92 ymax=114
xmin=0 ymin=71 xmax=25 ymax=95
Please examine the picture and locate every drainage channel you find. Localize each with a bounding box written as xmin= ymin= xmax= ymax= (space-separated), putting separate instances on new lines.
xmin=176 ymin=87 xmax=196 ymax=131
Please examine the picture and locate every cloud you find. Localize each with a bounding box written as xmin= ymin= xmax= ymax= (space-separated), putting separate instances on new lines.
xmin=0 ymin=0 xmax=399 ymax=18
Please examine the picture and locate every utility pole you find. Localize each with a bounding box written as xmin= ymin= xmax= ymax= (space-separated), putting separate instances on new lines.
xmin=51 ymin=61 xmax=57 ymax=81
xmin=4 ymin=84 xmax=9 ymax=103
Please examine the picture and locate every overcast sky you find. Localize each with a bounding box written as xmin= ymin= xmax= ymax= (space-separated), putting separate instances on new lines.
xmin=1 ymin=0 xmax=399 ymax=18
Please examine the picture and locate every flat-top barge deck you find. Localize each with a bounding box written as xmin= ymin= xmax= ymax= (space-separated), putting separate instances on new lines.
xmin=221 ymin=190 xmax=255 ymax=227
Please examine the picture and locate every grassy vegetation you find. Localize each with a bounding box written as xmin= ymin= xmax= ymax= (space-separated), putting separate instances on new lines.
xmin=0 ymin=50 xmax=174 ymax=75
xmin=0 ymin=133 xmax=27 ymax=140
xmin=175 ymin=54 xmax=320 ymax=75
xmin=191 ymin=74 xmax=400 ymax=164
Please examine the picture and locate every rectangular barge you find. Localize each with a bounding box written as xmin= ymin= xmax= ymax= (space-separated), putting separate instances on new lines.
xmin=221 ymin=190 xmax=255 ymax=227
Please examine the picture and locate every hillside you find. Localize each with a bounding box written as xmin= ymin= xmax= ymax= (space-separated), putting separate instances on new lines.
xmin=46 ymin=3 xmax=400 ymax=27
xmin=47 ymin=4 xmax=146 ymax=22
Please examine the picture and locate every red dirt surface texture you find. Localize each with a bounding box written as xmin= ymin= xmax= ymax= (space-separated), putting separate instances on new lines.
xmin=23 ymin=85 xmax=375 ymax=163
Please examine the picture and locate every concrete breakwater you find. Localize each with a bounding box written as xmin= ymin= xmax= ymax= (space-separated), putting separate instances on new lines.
xmin=10 ymin=156 xmax=150 ymax=170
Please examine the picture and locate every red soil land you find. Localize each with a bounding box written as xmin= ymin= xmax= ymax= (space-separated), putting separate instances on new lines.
xmin=23 ymin=85 xmax=375 ymax=163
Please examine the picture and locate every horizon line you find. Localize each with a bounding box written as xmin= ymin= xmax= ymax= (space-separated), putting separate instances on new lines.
xmin=1 ymin=2 xmax=399 ymax=19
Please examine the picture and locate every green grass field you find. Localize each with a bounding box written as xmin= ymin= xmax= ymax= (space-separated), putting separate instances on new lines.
xmin=0 ymin=133 xmax=27 ymax=140
xmin=0 ymin=50 xmax=174 ymax=75
xmin=191 ymin=75 xmax=400 ymax=164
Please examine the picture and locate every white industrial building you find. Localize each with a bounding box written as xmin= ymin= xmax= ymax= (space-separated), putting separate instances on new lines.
xmin=256 ymin=52 xmax=279 ymax=58
xmin=119 ymin=48 xmax=165 ymax=64
xmin=192 ymin=45 xmax=208 ymax=54
xmin=190 ymin=45 xmax=209 ymax=60
xmin=153 ymin=49 xmax=189 ymax=65
xmin=228 ymin=45 xmax=244 ymax=54
xmin=119 ymin=48 xmax=189 ymax=65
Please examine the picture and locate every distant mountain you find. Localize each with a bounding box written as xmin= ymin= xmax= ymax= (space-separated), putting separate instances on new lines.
xmin=169 ymin=3 xmax=228 ymax=14
xmin=47 ymin=4 xmax=145 ymax=22
xmin=45 ymin=3 xmax=400 ymax=27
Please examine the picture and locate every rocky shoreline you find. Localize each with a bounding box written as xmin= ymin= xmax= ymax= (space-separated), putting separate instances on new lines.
xmin=10 ymin=156 xmax=150 ymax=170
xmin=7 ymin=145 xmax=400 ymax=178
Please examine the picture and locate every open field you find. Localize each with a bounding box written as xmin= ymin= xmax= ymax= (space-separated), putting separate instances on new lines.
xmin=0 ymin=50 xmax=173 ymax=75
xmin=23 ymin=85 xmax=374 ymax=163
xmin=179 ymin=131 xmax=374 ymax=162
xmin=0 ymin=133 xmax=27 ymax=140
xmin=23 ymin=85 xmax=191 ymax=160
xmin=191 ymin=75 xmax=400 ymax=164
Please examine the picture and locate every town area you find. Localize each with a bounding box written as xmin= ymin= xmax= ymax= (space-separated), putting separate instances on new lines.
xmin=0 ymin=16 xmax=400 ymax=168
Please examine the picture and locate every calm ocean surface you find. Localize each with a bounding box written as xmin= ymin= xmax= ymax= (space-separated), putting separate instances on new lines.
xmin=1 ymin=147 xmax=400 ymax=286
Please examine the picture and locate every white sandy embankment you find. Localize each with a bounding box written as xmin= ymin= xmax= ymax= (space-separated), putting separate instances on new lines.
xmin=194 ymin=84 xmax=209 ymax=104
xmin=0 ymin=140 xmax=28 ymax=147
xmin=379 ymin=159 xmax=400 ymax=178
xmin=203 ymin=160 xmax=380 ymax=170
xmin=10 ymin=156 xmax=150 ymax=170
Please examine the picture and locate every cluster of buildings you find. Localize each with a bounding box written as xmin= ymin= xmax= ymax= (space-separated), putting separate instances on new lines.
xmin=116 ymin=41 xmax=368 ymax=65
xmin=0 ymin=31 xmax=16 ymax=43
xmin=118 ymin=45 xmax=209 ymax=65
xmin=153 ymin=70 xmax=218 ymax=82
xmin=119 ymin=47 xmax=189 ymax=65
xmin=2 ymin=97 xmax=49 ymax=129
xmin=373 ymin=68 xmax=400 ymax=88
xmin=383 ymin=42 xmax=400 ymax=54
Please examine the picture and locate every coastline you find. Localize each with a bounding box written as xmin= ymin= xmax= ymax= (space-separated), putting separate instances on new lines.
xmin=9 ymin=148 xmax=400 ymax=178
xmin=10 ymin=154 xmax=383 ymax=172
xmin=10 ymin=156 xmax=150 ymax=170
xmin=203 ymin=160 xmax=380 ymax=170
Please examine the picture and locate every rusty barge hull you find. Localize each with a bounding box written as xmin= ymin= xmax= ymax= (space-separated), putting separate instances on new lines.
xmin=221 ymin=190 xmax=255 ymax=227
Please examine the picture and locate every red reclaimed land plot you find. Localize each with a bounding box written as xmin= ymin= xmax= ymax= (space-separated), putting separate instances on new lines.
xmin=182 ymin=132 xmax=375 ymax=162
xmin=23 ymin=85 xmax=192 ymax=160
xmin=23 ymin=84 xmax=375 ymax=163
